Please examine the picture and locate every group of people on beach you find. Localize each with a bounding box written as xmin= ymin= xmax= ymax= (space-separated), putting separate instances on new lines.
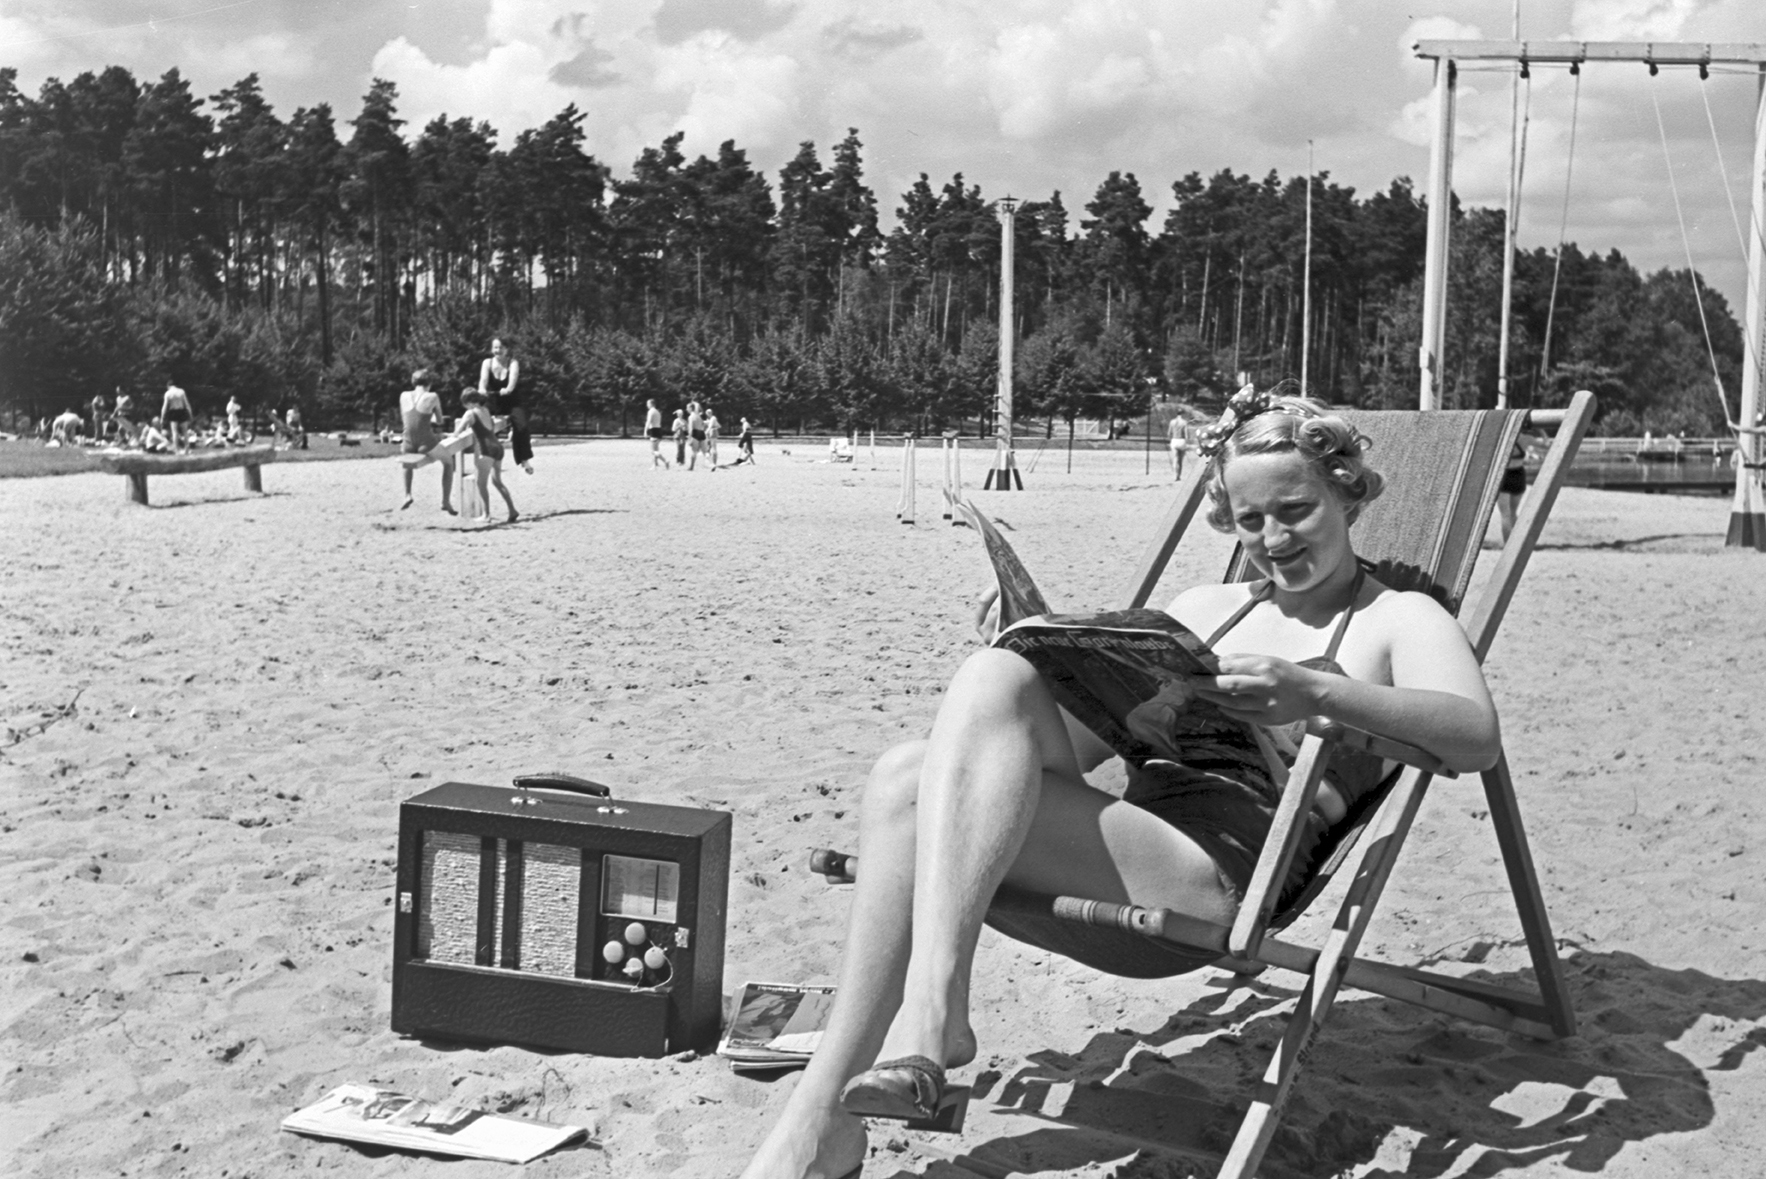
xmin=36 ymin=383 xmax=304 ymax=454
xmin=644 ymin=398 xmax=756 ymax=470
xmin=395 ymin=338 xmax=529 ymax=524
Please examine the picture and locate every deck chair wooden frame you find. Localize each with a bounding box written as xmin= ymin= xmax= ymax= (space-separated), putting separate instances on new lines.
xmin=1101 ymin=391 xmax=1593 ymax=1175
xmin=814 ymin=391 xmax=1594 ymax=1178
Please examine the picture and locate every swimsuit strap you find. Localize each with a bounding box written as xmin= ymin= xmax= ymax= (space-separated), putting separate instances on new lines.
xmin=1205 ymin=579 xmax=1274 ymax=647
xmin=1320 ymin=566 xmax=1367 ymax=663
xmin=1204 ymin=565 xmax=1366 ymax=659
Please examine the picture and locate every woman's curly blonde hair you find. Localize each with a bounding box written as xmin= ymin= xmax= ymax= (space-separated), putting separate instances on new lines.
xmin=1200 ymin=383 xmax=1385 ymax=533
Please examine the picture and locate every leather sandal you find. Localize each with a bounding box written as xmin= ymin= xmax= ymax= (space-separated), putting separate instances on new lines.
xmin=838 ymin=1055 xmax=945 ymax=1121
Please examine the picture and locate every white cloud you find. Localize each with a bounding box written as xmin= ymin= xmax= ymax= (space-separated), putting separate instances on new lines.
xmin=371 ymin=36 xmax=570 ymax=135
xmin=656 ymin=32 xmax=802 ymax=156
xmin=203 ymin=33 xmax=318 ymax=85
xmin=2 ymin=0 xmax=1755 ymax=305
xmin=1569 ymin=0 xmax=1698 ymax=40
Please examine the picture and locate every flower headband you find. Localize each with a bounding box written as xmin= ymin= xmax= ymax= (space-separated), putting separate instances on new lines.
xmin=1194 ymin=384 xmax=1318 ymax=460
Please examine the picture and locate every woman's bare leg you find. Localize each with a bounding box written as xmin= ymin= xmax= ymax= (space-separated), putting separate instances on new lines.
xmin=473 ymin=461 xmax=493 ymax=521
xmin=490 ymin=468 xmax=517 ymax=522
xmin=741 ymin=650 xmax=1236 ymax=1179
xmin=739 ymin=741 xmax=927 ymax=1179
xmin=876 ymin=648 xmax=1094 ymax=1067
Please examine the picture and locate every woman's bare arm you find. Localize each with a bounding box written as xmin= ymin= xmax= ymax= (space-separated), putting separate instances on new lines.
xmin=1196 ymin=593 xmax=1500 ymax=773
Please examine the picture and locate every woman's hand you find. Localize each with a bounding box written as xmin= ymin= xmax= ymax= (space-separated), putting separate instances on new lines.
xmin=973 ymin=587 xmax=1001 ymax=644
xmin=1190 ymin=654 xmax=1324 ymax=727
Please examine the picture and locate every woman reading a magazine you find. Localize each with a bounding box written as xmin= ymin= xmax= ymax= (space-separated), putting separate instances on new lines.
xmin=739 ymin=386 xmax=1502 ymax=1179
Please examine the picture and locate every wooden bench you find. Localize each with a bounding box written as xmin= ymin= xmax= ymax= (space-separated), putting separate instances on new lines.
xmin=92 ymin=444 xmax=277 ymax=505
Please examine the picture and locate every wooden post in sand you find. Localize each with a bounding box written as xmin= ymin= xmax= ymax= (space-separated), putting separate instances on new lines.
xmin=941 ymin=436 xmax=963 ymax=523
xmin=458 ymin=440 xmax=485 ymax=523
xmin=896 ymin=438 xmax=916 ymax=524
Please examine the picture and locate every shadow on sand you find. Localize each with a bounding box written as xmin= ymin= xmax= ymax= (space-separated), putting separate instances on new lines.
xmin=1535 ymin=532 xmax=1725 ymax=553
xmin=371 ymin=507 xmax=625 ymax=532
xmin=893 ymin=951 xmax=1766 ymax=1179
xmin=144 ymin=491 xmax=294 ymax=510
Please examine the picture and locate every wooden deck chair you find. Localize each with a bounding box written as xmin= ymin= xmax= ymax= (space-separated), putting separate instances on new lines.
xmin=813 ymin=391 xmax=1596 ymax=1178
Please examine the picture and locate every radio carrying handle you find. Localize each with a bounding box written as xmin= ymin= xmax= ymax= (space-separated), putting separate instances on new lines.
xmin=511 ymin=772 xmax=613 ymax=798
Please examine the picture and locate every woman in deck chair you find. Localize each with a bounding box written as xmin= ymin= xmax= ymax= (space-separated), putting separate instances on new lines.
xmin=739 ymin=387 xmax=1505 ymax=1179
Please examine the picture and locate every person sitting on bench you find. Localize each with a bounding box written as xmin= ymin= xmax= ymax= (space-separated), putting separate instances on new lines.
xmin=111 ymin=392 xmax=142 ymax=447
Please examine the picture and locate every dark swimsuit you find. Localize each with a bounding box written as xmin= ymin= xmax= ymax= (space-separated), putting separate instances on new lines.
xmin=985 ymin=570 xmax=1394 ymax=978
xmin=485 ymin=362 xmax=532 ymax=466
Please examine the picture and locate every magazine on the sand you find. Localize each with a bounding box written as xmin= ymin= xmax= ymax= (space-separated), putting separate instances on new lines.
xmin=953 ymin=497 xmax=1277 ymax=770
xmin=718 ymin=981 xmax=837 ymax=1072
xmin=280 ymin=1084 xmax=588 ymax=1163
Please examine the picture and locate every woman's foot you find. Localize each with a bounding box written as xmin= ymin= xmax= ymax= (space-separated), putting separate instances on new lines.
xmin=506 ymin=510 xmax=519 ymax=524
xmin=872 ymin=984 xmax=979 ymax=1074
xmin=839 ymin=1056 xmax=946 ymax=1120
xmin=738 ymin=1100 xmax=866 ymax=1179
xmin=399 ymin=496 xmax=413 ymax=510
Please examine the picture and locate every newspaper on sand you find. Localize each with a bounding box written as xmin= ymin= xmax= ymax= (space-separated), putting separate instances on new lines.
xmin=718 ymin=981 xmax=837 ymax=1072
xmin=280 ymin=1084 xmax=588 ymax=1163
xmin=952 ymin=496 xmax=1289 ymax=774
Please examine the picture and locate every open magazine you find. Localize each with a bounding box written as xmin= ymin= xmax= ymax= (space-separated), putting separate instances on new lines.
xmin=718 ymin=982 xmax=837 ymax=1072
xmin=280 ymin=1084 xmax=588 ymax=1163
xmin=952 ymin=497 xmax=1285 ymax=773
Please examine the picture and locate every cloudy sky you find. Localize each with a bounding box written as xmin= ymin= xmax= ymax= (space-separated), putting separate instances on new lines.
xmin=3 ymin=0 xmax=1761 ymax=306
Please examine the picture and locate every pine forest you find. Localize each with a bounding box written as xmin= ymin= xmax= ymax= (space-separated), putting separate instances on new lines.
xmin=0 ymin=66 xmax=1748 ymax=437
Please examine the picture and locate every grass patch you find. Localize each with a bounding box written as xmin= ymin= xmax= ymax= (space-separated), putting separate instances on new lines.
xmin=0 ymin=433 xmax=586 ymax=479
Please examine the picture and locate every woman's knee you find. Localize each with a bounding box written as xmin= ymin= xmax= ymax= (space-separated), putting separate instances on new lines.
xmin=862 ymin=739 xmax=926 ymax=822
xmin=943 ymin=648 xmax=1048 ymax=721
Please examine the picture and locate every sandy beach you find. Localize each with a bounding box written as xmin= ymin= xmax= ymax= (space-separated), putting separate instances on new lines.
xmin=3 ymin=438 xmax=1765 ymax=1179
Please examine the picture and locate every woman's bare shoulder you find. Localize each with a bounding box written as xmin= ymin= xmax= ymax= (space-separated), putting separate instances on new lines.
xmin=1360 ymin=582 xmax=1468 ymax=646
xmin=1166 ymin=581 xmax=1254 ymax=632
xmin=1361 ymin=581 xmax=1455 ymax=621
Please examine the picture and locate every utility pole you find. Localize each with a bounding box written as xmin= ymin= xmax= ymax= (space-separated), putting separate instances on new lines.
xmin=1301 ymin=141 xmax=1314 ymax=398
xmin=1419 ymin=56 xmax=1458 ymax=410
xmin=986 ymin=196 xmax=1023 ymax=489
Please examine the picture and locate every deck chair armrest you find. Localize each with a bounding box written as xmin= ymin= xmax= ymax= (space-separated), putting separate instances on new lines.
xmin=1228 ymin=734 xmax=1333 ymax=960
xmin=1306 ymin=719 xmax=1457 ymax=778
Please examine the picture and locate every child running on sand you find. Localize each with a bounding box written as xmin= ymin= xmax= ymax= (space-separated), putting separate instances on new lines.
xmin=728 ymin=417 xmax=756 ymax=467
xmin=737 ymin=385 xmax=1504 ymax=1179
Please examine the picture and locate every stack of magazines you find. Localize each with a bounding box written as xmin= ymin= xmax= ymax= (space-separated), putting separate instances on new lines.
xmin=718 ymin=982 xmax=837 ymax=1073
